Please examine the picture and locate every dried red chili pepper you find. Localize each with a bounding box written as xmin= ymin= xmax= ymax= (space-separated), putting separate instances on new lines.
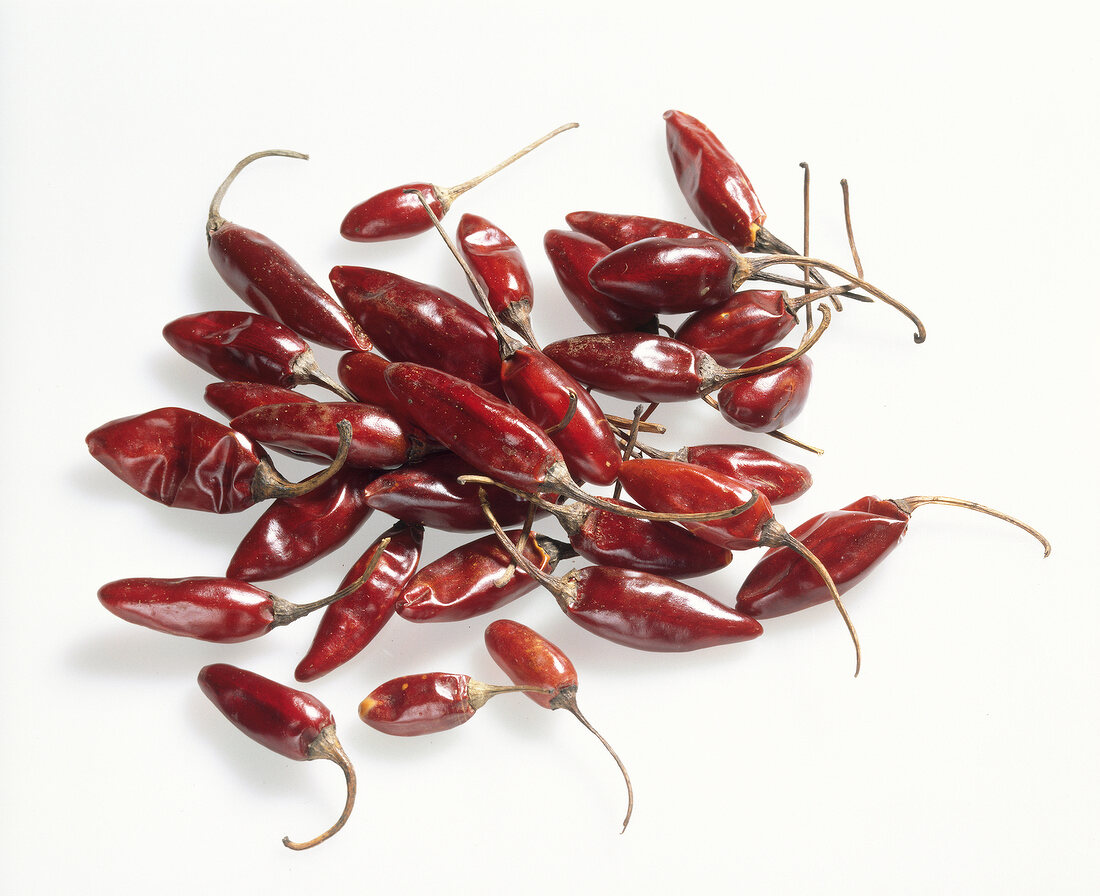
xmin=396 ymin=530 xmax=575 ymax=623
xmin=358 ymin=672 xmax=551 ymax=736
xmin=457 ymin=213 xmax=539 ymax=347
xmin=226 ymin=468 xmax=377 ymax=582
xmin=204 ymin=381 xmax=314 ymax=420
xmin=164 ymin=310 xmax=356 ymax=400
xmin=340 ymin=123 xmax=577 ymax=241
xmin=713 ymin=345 xmax=813 ymax=434
xmin=197 ymin=663 xmax=355 ymax=850
xmin=206 ymin=150 xmax=369 ymax=352
xmin=86 ymin=407 xmax=352 ymax=513
xmin=336 ymin=350 xmax=431 ymax=437
xmin=484 ymin=619 xmax=633 ymax=831
xmin=296 ymin=523 xmax=423 ymax=681
xmin=673 ymin=289 xmax=801 ymax=365
xmin=736 ymin=495 xmax=1051 ymax=620
xmin=566 ymin=209 xmax=717 ymax=248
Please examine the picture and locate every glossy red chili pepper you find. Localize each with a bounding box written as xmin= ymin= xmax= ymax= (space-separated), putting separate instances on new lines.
xmin=340 ymin=123 xmax=577 ymax=241
xmin=358 ymin=672 xmax=549 ymax=736
xmin=636 ymin=443 xmax=813 ymax=505
xmin=206 ymin=150 xmax=370 ymax=352
xmin=336 ymin=350 xmax=430 ymax=436
xmin=329 ymin=266 xmax=505 ymax=398
xmin=226 ymin=468 xmax=377 ymax=582
xmin=397 ymin=531 xmax=574 ymax=622
xmin=714 ymin=346 xmax=813 ymax=434
xmin=204 ymin=381 xmax=314 ymax=420
xmin=566 ymin=209 xmax=717 ymax=248
xmin=197 ymin=663 xmax=355 ymax=850
xmin=163 ymin=310 xmax=355 ymax=400
xmin=86 ymin=407 xmax=351 ymax=513
xmin=736 ymin=495 xmax=1051 ymax=619
xmin=296 ymin=523 xmax=423 ymax=681
xmin=484 ymin=619 xmax=633 ymax=831
xmin=674 ymin=289 xmax=799 ymax=366
xmin=457 ymin=213 xmax=539 ymax=347
xmin=543 ymin=229 xmax=657 ymax=334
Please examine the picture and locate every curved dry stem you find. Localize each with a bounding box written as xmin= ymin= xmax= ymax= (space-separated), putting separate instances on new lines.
xmin=282 ymin=725 xmax=355 ymax=850
xmin=494 ymin=502 xmax=539 ymax=589
xmin=786 ymin=283 xmax=859 ymax=313
xmin=892 ymin=496 xmax=1051 ymax=557
xmin=207 ymin=149 xmax=308 ymax=235
xmin=604 ymin=414 xmax=666 ymax=435
xmin=557 ymin=691 xmax=633 ymax=833
xmin=840 ymin=179 xmax=865 ymax=280
xmin=477 ymin=488 xmax=568 ymax=597
xmin=271 ymin=537 xmax=391 ymax=626
xmin=612 ymin=405 xmax=646 ymax=500
xmin=751 ymin=271 xmax=873 ymax=302
xmin=252 ymin=419 xmax=353 ymax=501
xmin=760 ymin=519 xmax=861 ymax=677
xmin=544 ymin=390 xmax=578 ymax=436
xmin=765 ymin=429 xmax=825 ymax=455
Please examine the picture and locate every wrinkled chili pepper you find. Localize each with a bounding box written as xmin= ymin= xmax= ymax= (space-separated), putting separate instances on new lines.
xmin=566 ymin=209 xmax=717 ymax=248
xmin=204 ymin=381 xmax=314 ymax=421
xmin=674 ymin=289 xmax=802 ymax=366
xmin=206 ymin=150 xmax=370 ymax=352
xmin=736 ymin=495 xmax=1051 ymax=619
xmin=336 ymin=350 xmax=431 ymax=437
xmin=86 ymin=407 xmax=352 ymax=513
xmin=340 ymin=123 xmax=577 ymax=241
xmin=484 ymin=619 xmax=633 ymax=831
xmin=197 ymin=663 xmax=356 ymax=850
xmin=713 ymin=345 xmax=813 ymax=434
xmin=457 ymin=213 xmax=539 ymax=347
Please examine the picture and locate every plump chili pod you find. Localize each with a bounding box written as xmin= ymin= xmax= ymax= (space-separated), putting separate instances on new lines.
xmin=226 ymin=468 xmax=377 ymax=582
xmin=197 ymin=663 xmax=355 ymax=850
xmin=674 ymin=289 xmax=800 ymax=366
xmin=206 ymin=150 xmax=370 ymax=352
xmin=484 ymin=619 xmax=633 ymax=832
xmin=204 ymin=381 xmax=314 ymax=420
xmin=567 ymin=209 xmax=717 ymax=249
xmin=296 ymin=523 xmax=423 ymax=681
xmin=358 ymin=672 xmax=551 ymax=736
xmin=336 ymin=351 xmax=428 ymax=432
xmin=329 ymin=266 xmax=505 ymax=397
xmin=457 ymin=213 xmax=539 ymax=347
xmin=714 ymin=346 xmax=813 ymax=433
xmin=543 ymin=229 xmax=658 ymax=334
xmin=736 ymin=495 xmax=1051 ymax=619
xmin=397 ymin=530 xmax=575 ymax=623
xmin=86 ymin=408 xmax=352 ymax=513
xmin=230 ymin=401 xmax=433 ymax=470
xmin=163 ymin=310 xmax=356 ymax=400
xmin=340 ymin=123 xmax=577 ymax=241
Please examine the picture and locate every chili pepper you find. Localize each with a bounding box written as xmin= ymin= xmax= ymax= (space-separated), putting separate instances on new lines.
xmin=197 ymin=663 xmax=356 ymax=850
xmin=736 ymin=495 xmax=1050 ymax=620
xmin=86 ymin=407 xmax=352 ymax=513
xmin=329 ymin=265 xmax=506 ymax=398
xmin=484 ymin=619 xmax=633 ymax=831
xmin=713 ymin=345 xmax=813 ymax=434
xmin=230 ymin=400 xmax=435 ymax=470
xmin=543 ymin=229 xmax=658 ymax=334
xmin=566 ymin=209 xmax=717 ymax=248
xmin=206 ymin=150 xmax=369 ymax=352
xmin=456 ymin=213 xmax=539 ymax=347
xmin=358 ymin=672 xmax=551 ymax=736
xmin=673 ymin=289 xmax=800 ymax=366
xmin=204 ymin=381 xmax=314 ymax=421
xmin=336 ymin=350 xmax=430 ymax=437
xmin=226 ymin=468 xmax=377 ymax=582
xmin=340 ymin=123 xmax=577 ymax=241
xmin=396 ymin=530 xmax=575 ymax=623
xmin=615 ymin=458 xmax=861 ymax=672
xmin=98 ymin=540 xmax=386 ymax=642
xmin=296 ymin=522 xmax=423 ymax=681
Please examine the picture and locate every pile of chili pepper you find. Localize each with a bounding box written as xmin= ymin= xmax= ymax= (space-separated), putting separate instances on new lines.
xmin=86 ymin=110 xmax=1049 ymax=848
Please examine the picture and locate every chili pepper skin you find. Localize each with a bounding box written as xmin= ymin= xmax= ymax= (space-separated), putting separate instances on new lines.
xmin=543 ymin=229 xmax=658 ymax=334
xmin=204 ymin=381 xmax=313 ymax=421
xmin=329 ymin=266 xmax=505 ymax=398
xmin=295 ymin=523 xmax=423 ymax=681
xmin=664 ymin=109 xmax=766 ymax=251
xmin=457 ymin=213 xmax=538 ymax=345
xmin=673 ymin=444 xmax=812 ymax=505
xmin=674 ymin=290 xmax=797 ymax=366
xmin=207 ymin=152 xmax=370 ymax=353
xmin=714 ymin=347 xmax=812 ymax=433
xmin=226 ymin=468 xmax=377 ymax=582
xmin=341 ymin=182 xmax=445 ymax=242
xmin=566 ymin=210 xmax=716 ymax=249
xmin=197 ymin=663 xmax=356 ymax=850
xmin=397 ymin=531 xmax=573 ymax=623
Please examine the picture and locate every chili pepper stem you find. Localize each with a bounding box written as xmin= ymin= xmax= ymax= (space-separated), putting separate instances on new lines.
xmin=765 ymin=430 xmax=824 ymax=456
xmin=604 ymin=414 xmax=665 ymax=434
xmin=207 ymin=150 xmax=308 ymax=236
xmin=494 ymin=503 xmax=541 ymax=589
xmin=466 ymin=679 xmax=554 ymax=710
xmin=759 ymin=518 xmax=861 ymax=677
xmin=282 ymin=725 xmax=356 ymax=851
xmin=892 ymin=496 xmax=1051 ymax=557
xmin=612 ymin=405 xmax=646 ymax=501
xmin=271 ymin=537 xmax=391 ymax=626
xmin=543 ymin=390 xmax=579 ymax=436
xmin=252 ymin=419 xmax=353 ymax=502
xmin=289 ymin=353 xmax=359 ymax=402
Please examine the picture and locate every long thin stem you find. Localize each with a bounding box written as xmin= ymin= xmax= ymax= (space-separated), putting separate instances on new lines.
xmin=766 ymin=429 xmax=824 ymax=455
xmin=282 ymin=726 xmax=356 ymax=850
xmin=752 ymin=271 xmax=873 ymax=302
xmin=208 ymin=149 xmax=308 ymax=235
xmin=840 ymin=179 xmax=865 ymax=280
xmin=252 ymin=419 xmax=353 ymax=501
xmin=613 ymin=405 xmax=645 ymax=501
xmin=271 ymin=537 xmax=391 ymax=625
xmin=892 ymin=496 xmax=1051 ymax=557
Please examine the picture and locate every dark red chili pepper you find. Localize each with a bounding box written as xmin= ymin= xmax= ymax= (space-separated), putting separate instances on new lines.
xmin=329 ymin=265 xmax=505 ymax=398
xmin=206 ymin=150 xmax=370 ymax=352
xmin=484 ymin=619 xmax=633 ymax=831
xmin=674 ymin=289 xmax=799 ymax=366
xmin=397 ymin=530 xmax=575 ymax=623
xmin=543 ymin=229 xmax=658 ymax=334
xmin=226 ymin=468 xmax=377 ymax=582
xmin=86 ymin=407 xmax=352 ymax=513
xmin=457 ymin=213 xmax=539 ymax=347
xmin=230 ymin=401 xmax=434 ymax=470
xmin=566 ymin=209 xmax=717 ymax=248
xmin=296 ymin=523 xmax=423 ymax=681
xmin=358 ymin=672 xmax=550 ymax=736
xmin=336 ymin=350 xmax=430 ymax=436
xmin=713 ymin=345 xmax=813 ymax=434
xmin=204 ymin=381 xmax=314 ymax=420
xmin=163 ymin=310 xmax=356 ymax=400
xmin=197 ymin=663 xmax=355 ymax=850
xmin=736 ymin=495 xmax=1051 ymax=620
xmin=340 ymin=123 xmax=577 ymax=241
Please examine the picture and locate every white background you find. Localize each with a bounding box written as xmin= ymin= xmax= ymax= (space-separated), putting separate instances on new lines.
xmin=2 ymin=2 xmax=1098 ymax=893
